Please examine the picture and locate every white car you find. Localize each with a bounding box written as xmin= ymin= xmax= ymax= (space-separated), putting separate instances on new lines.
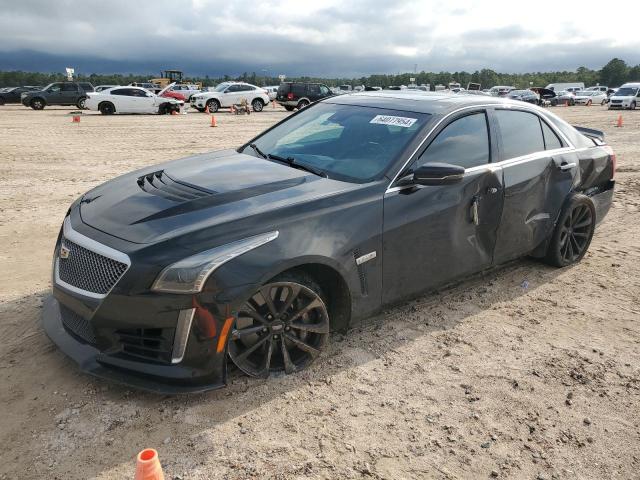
xmin=573 ymin=90 xmax=608 ymax=106
xmin=585 ymin=85 xmax=608 ymax=93
xmin=94 ymin=85 xmax=120 ymax=92
xmin=85 ymin=83 xmax=183 ymax=115
xmin=190 ymin=82 xmax=270 ymax=113
xmin=263 ymin=86 xmax=279 ymax=101
xmin=608 ymin=82 xmax=640 ymax=110
xmin=166 ymin=84 xmax=201 ymax=100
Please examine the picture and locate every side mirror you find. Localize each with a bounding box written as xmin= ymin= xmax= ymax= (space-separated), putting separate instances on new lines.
xmin=413 ymin=163 xmax=465 ymax=186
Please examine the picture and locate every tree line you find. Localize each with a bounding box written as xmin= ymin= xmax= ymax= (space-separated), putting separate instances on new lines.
xmin=1 ymin=58 xmax=638 ymax=90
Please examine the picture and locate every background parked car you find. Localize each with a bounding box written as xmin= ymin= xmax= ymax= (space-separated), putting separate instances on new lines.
xmin=129 ymin=82 xmax=160 ymax=93
xmin=488 ymin=85 xmax=515 ymax=96
xmin=607 ymin=82 xmax=640 ymax=109
xmin=585 ymin=85 xmax=608 ymax=93
xmin=263 ymin=86 xmax=279 ymax=101
xmin=166 ymin=84 xmax=201 ymax=101
xmin=276 ymin=82 xmax=332 ymax=111
xmin=21 ymin=82 xmax=94 ymax=110
xmin=550 ymin=90 xmax=576 ymax=106
xmin=0 ymin=86 xmax=40 ymax=105
xmin=190 ymin=82 xmax=270 ymax=113
xmin=507 ymin=89 xmax=540 ymax=104
xmin=574 ymin=90 xmax=608 ymax=106
xmin=85 ymin=84 xmax=182 ymax=115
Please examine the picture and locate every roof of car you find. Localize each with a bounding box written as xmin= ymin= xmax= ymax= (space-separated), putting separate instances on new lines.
xmin=324 ymin=91 xmax=519 ymax=115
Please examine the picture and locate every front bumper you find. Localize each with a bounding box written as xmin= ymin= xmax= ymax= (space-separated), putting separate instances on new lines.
xmin=43 ymin=295 xmax=229 ymax=393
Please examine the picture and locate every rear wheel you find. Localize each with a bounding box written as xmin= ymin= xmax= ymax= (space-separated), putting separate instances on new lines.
xmin=228 ymin=273 xmax=330 ymax=378
xmin=30 ymin=98 xmax=45 ymax=110
xmin=206 ymin=99 xmax=219 ymax=113
xmin=545 ymin=194 xmax=595 ymax=267
xmin=76 ymin=97 xmax=87 ymax=109
xmin=252 ymin=98 xmax=264 ymax=112
xmin=297 ymin=99 xmax=310 ymax=110
xmin=98 ymin=102 xmax=115 ymax=115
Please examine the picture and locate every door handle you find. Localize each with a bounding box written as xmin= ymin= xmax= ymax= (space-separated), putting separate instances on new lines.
xmin=558 ymin=162 xmax=577 ymax=171
xmin=471 ymin=197 xmax=479 ymax=226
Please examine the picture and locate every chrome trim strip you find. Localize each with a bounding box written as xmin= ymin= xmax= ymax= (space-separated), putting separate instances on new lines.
xmin=355 ymin=251 xmax=377 ymax=265
xmin=385 ymin=103 xmax=576 ymax=194
xmin=171 ymin=308 xmax=195 ymax=364
xmin=54 ymin=217 xmax=131 ymax=299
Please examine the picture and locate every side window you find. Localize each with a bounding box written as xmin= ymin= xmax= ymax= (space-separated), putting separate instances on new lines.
xmin=61 ymin=83 xmax=77 ymax=92
xmin=320 ymin=85 xmax=330 ymax=95
xmin=111 ymin=88 xmax=133 ymax=96
xmin=226 ymin=85 xmax=240 ymax=92
xmin=540 ymin=120 xmax=562 ymax=150
xmin=495 ymin=110 xmax=545 ymax=159
xmin=308 ymin=84 xmax=320 ymax=95
xmin=48 ymin=84 xmax=62 ymax=92
xmin=292 ymin=84 xmax=306 ymax=96
xmin=418 ymin=112 xmax=490 ymax=169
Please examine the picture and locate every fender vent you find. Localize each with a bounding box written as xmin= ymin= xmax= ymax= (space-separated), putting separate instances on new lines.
xmin=137 ymin=171 xmax=214 ymax=202
xmin=353 ymin=249 xmax=368 ymax=296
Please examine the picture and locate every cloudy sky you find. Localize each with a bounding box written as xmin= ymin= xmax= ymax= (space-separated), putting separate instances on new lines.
xmin=0 ymin=0 xmax=637 ymax=77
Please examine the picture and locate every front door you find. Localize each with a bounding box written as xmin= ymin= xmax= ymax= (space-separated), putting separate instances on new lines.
xmin=491 ymin=108 xmax=576 ymax=264
xmin=382 ymin=110 xmax=504 ymax=303
xmin=60 ymin=83 xmax=79 ymax=105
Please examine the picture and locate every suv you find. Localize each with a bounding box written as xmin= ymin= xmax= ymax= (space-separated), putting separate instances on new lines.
xmin=190 ymin=82 xmax=270 ymax=113
xmin=21 ymin=82 xmax=94 ymax=110
xmin=276 ymin=82 xmax=332 ymax=111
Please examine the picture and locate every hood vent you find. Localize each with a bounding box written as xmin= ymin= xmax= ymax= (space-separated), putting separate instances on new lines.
xmin=137 ymin=170 xmax=214 ymax=202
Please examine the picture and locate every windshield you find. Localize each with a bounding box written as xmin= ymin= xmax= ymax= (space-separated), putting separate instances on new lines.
xmin=244 ymin=102 xmax=430 ymax=183
xmin=213 ymin=83 xmax=230 ymax=92
xmin=615 ymin=87 xmax=638 ymax=96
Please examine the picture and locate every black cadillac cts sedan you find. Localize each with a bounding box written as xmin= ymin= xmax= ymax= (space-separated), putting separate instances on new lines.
xmin=43 ymin=92 xmax=616 ymax=392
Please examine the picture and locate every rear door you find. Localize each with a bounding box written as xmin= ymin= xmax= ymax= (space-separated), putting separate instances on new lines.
xmin=382 ymin=109 xmax=504 ymax=303
xmin=491 ymin=108 xmax=577 ymax=263
xmin=60 ymin=83 xmax=79 ymax=104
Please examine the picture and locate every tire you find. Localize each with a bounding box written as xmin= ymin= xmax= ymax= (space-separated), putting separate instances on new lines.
xmin=586 ymin=100 xmax=592 ymax=107
xmin=550 ymin=99 xmax=558 ymax=107
xmin=284 ymin=106 xmax=295 ymax=112
xmin=76 ymin=97 xmax=87 ymax=110
xmin=297 ymin=99 xmax=310 ymax=110
xmin=228 ymin=272 xmax=330 ymax=378
xmin=30 ymin=98 xmax=45 ymax=110
xmin=570 ymin=99 xmax=575 ymax=106
xmin=0 ymin=96 xmax=5 ymax=106
xmin=632 ymin=101 xmax=637 ymax=110
xmin=601 ymin=99 xmax=606 ymax=106
xmin=206 ymin=99 xmax=219 ymax=113
xmin=544 ymin=194 xmax=596 ymax=267
xmin=98 ymin=102 xmax=115 ymax=115
xmin=252 ymin=98 xmax=264 ymax=112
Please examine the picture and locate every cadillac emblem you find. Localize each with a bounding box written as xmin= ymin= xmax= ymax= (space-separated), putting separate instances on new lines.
xmin=59 ymin=244 xmax=70 ymax=259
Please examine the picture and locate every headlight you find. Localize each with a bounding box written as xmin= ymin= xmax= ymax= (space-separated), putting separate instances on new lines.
xmin=151 ymin=231 xmax=279 ymax=294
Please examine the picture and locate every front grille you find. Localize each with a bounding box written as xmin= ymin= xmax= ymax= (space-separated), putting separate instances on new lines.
xmin=611 ymin=100 xmax=622 ymax=104
xmin=57 ymin=239 xmax=128 ymax=295
xmin=116 ymin=327 xmax=174 ymax=363
xmin=60 ymin=305 xmax=96 ymax=344
xmin=137 ymin=170 xmax=213 ymax=202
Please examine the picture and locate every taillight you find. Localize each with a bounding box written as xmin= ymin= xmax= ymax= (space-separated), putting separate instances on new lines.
xmin=287 ymin=92 xmax=294 ymax=100
xmin=604 ymin=145 xmax=616 ymax=178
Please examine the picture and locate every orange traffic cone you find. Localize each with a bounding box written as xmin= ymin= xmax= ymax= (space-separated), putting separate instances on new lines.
xmin=272 ymin=100 xmax=276 ymax=109
xmin=135 ymin=449 xmax=164 ymax=480
xmin=564 ymin=101 xmax=568 ymax=107
xmin=615 ymin=115 xmax=623 ymax=128
xmin=210 ymin=115 xmax=217 ymax=127
xmin=170 ymin=109 xmax=178 ymax=116
xmin=72 ymin=115 xmax=80 ymax=123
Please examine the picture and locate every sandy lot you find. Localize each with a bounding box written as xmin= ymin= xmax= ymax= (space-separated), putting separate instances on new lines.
xmin=0 ymin=102 xmax=638 ymax=480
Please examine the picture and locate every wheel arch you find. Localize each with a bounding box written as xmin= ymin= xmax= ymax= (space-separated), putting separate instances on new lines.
xmin=266 ymin=262 xmax=352 ymax=332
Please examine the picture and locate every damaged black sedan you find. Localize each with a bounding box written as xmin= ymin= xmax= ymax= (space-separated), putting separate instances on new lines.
xmin=43 ymin=93 xmax=616 ymax=392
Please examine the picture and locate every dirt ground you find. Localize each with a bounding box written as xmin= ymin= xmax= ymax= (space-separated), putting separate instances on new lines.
xmin=0 ymin=102 xmax=638 ymax=480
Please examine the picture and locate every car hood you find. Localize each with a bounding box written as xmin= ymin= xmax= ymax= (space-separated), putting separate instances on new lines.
xmin=79 ymin=150 xmax=352 ymax=244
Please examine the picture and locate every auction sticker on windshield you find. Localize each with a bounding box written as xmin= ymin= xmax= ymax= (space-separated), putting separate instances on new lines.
xmin=370 ymin=115 xmax=417 ymax=128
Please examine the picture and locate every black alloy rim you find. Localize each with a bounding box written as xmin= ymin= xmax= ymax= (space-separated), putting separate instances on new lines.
xmin=228 ymin=282 xmax=329 ymax=378
xmin=559 ymin=204 xmax=593 ymax=263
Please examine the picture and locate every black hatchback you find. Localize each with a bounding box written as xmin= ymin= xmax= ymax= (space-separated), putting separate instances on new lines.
xmin=276 ymin=82 xmax=332 ymax=111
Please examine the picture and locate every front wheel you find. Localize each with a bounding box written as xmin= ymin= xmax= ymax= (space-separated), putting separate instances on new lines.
xmin=228 ymin=273 xmax=330 ymax=378
xmin=631 ymin=101 xmax=637 ymax=110
xmin=30 ymin=98 xmax=45 ymax=110
xmin=252 ymin=98 xmax=264 ymax=112
xmin=76 ymin=97 xmax=87 ymax=109
xmin=545 ymin=194 xmax=595 ymax=267
xmin=206 ymin=99 xmax=219 ymax=113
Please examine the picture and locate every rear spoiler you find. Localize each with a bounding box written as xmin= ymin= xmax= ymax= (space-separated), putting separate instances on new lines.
xmin=574 ymin=125 xmax=605 ymax=143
